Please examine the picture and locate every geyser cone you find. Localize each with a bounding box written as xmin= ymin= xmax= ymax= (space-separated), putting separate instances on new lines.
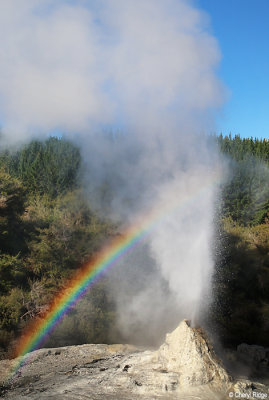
xmin=156 ymin=320 xmax=230 ymax=388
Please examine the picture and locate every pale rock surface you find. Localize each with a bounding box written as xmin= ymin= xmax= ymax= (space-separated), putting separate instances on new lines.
xmin=156 ymin=319 xmax=230 ymax=387
xmin=0 ymin=320 xmax=268 ymax=400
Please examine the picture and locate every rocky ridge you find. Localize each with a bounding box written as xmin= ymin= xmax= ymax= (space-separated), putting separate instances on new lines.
xmin=0 ymin=320 xmax=268 ymax=399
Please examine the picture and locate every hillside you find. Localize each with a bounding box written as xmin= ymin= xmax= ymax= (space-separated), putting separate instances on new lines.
xmin=0 ymin=135 xmax=269 ymax=358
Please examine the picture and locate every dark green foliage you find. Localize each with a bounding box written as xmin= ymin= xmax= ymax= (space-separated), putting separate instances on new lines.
xmin=218 ymin=134 xmax=269 ymax=225
xmin=0 ymin=169 xmax=28 ymax=255
xmin=0 ymin=254 xmax=26 ymax=294
xmin=0 ymin=137 xmax=81 ymax=198
xmin=0 ymin=139 xmax=114 ymax=355
xmin=0 ymin=181 xmax=114 ymax=353
xmin=1 ymin=133 xmax=269 ymax=356
xmin=213 ymin=219 xmax=269 ymax=346
xmin=217 ymin=133 xmax=269 ymax=162
xmin=0 ymin=289 xmax=24 ymax=331
xmin=45 ymin=281 xmax=116 ymax=347
xmin=221 ymin=158 xmax=269 ymax=225
xmin=213 ymin=134 xmax=269 ymax=346
xmin=25 ymin=191 xmax=112 ymax=280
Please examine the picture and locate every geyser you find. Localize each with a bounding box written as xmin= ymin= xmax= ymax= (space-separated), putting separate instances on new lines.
xmin=0 ymin=0 xmax=225 ymax=341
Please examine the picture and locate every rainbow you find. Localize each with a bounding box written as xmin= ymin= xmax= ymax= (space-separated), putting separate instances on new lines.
xmin=4 ymin=173 xmax=220 ymax=383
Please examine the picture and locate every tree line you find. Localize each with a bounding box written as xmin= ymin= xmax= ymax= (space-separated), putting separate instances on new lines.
xmin=214 ymin=134 xmax=269 ymax=346
xmin=0 ymin=137 xmax=116 ymax=356
xmin=217 ymin=134 xmax=269 ymax=225
xmin=0 ymin=134 xmax=269 ymax=356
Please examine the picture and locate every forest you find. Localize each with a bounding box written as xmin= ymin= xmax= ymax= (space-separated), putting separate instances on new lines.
xmin=0 ymin=134 xmax=269 ymax=357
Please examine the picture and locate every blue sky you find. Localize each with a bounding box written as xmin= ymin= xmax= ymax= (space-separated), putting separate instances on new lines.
xmin=197 ymin=0 xmax=269 ymax=139
xmin=0 ymin=1 xmax=268 ymax=143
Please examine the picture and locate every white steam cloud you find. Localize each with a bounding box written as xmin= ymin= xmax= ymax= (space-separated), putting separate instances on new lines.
xmin=0 ymin=1 xmax=224 ymax=341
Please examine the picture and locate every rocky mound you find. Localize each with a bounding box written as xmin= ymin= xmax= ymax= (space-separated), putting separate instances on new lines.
xmin=156 ymin=320 xmax=230 ymax=387
xmin=0 ymin=320 xmax=268 ymax=399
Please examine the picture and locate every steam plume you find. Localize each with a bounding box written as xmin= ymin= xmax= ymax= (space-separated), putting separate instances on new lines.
xmin=0 ymin=1 xmax=224 ymax=341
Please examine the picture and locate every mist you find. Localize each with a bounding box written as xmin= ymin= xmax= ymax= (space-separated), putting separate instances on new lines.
xmin=0 ymin=1 xmax=225 ymax=342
